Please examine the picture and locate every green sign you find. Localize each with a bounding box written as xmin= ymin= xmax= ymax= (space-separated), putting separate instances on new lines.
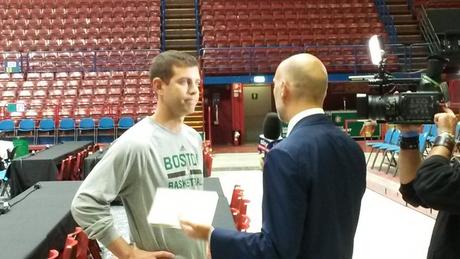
xmin=4 ymin=61 xmax=21 ymax=73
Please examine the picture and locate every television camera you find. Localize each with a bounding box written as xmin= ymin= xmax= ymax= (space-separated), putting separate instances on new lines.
xmin=355 ymin=35 xmax=450 ymax=124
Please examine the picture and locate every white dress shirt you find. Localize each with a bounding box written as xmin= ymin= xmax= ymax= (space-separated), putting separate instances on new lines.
xmin=286 ymin=108 xmax=325 ymax=137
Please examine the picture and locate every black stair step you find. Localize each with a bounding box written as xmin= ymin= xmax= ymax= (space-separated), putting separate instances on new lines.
xmin=165 ymin=18 xmax=196 ymax=29
xmin=165 ymin=0 xmax=195 ymax=8
xmin=387 ymin=4 xmax=411 ymax=14
xmin=398 ymin=34 xmax=424 ymax=44
xmin=165 ymin=49 xmax=198 ymax=57
xmin=166 ymin=29 xmax=197 ymax=39
xmin=392 ymin=14 xmax=417 ymax=25
xmin=396 ymin=24 xmax=419 ymax=34
xmin=385 ymin=0 xmax=407 ymax=4
xmin=166 ymin=8 xmax=195 ymax=19
xmin=165 ymin=39 xmax=196 ymax=49
xmin=410 ymin=45 xmax=430 ymax=56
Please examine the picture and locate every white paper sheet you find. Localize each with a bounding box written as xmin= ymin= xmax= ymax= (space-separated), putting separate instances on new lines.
xmin=147 ymin=188 xmax=219 ymax=228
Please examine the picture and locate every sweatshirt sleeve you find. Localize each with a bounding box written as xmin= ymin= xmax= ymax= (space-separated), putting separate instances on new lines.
xmin=411 ymin=155 xmax=460 ymax=213
xmin=71 ymin=140 xmax=143 ymax=247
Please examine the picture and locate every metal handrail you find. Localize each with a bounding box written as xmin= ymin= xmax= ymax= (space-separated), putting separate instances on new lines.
xmin=0 ymin=42 xmax=430 ymax=75
xmin=160 ymin=0 xmax=167 ymax=52
xmin=417 ymin=5 xmax=442 ymax=54
xmin=373 ymin=0 xmax=399 ymax=44
xmin=194 ymin=0 xmax=202 ymax=55
xmin=1 ymin=49 xmax=161 ymax=73
xmin=200 ymin=43 xmax=430 ymax=74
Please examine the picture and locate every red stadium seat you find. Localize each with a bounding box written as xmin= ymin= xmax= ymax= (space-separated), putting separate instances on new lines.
xmin=61 ymin=236 xmax=79 ymax=259
xmin=48 ymin=249 xmax=59 ymax=259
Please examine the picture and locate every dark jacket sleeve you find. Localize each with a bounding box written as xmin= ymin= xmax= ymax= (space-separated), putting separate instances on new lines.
xmin=399 ymin=181 xmax=426 ymax=208
xmin=210 ymin=148 xmax=308 ymax=259
xmin=400 ymin=155 xmax=460 ymax=214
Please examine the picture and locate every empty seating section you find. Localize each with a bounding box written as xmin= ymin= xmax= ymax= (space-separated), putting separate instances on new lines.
xmin=0 ymin=71 xmax=157 ymax=134
xmin=413 ymin=0 xmax=460 ymax=9
xmin=26 ymin=50 xmax=163 ymax=72
xmin=200 ymin=0 xmax=390 ymax=74
xmin=0 ymin=0 xmax=161 ymax=72
xmin=0 ymin=0 xmax=160 ymax=52
xmin=0 ymin=70 xmax=204 ymax=142
xmin=202 ymin=46 xmax=401 ymax=74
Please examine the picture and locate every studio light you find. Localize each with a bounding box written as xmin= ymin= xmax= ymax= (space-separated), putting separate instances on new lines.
xmin=369 ymin=35 xmax=384 ymax=66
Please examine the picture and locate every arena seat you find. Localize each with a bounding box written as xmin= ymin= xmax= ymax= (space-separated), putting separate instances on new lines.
xmin=199 ymin=0 xmax=390 ymax=74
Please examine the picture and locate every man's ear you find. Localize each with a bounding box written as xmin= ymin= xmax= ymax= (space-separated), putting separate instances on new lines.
xmin=280 ymin=81 xmax=290 ymax=101
xmin=152 ymin=77 xmax=163 ymax=94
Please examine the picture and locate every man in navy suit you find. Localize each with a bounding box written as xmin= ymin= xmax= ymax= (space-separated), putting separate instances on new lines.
xmin=181 ymin=53 xmax=367 ymax=258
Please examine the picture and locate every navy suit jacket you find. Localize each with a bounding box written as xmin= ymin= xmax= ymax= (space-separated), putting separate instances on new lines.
xmin=211 ymin=114 xmax=366 ymax=259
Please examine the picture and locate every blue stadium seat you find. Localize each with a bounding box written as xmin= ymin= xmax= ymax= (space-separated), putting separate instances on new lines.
xmin=37 ymin=118 xmax=56 ymax=144
xmin=116 ymin=116 xmax=135 ymax=137
xmin=366 ymin=127 xmax=395 ymax=165
xmin=97 ymin=117 xmax=115 ymax=143
xmin=0 ymin=119 xmax=15 ymax=140
xmin=78 ymin=117 xmax=96 ymax=143
xmin=17 ymin=118 xmax=36 ymax=144
xmin=58 ymin=118 xmax=76 ymax=142
xmin=372 ymin=129 xmax=400 ymax=170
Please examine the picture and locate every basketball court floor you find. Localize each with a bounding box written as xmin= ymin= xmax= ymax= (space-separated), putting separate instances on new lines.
xmin=106 ymin=151 xmax=435 ymax=259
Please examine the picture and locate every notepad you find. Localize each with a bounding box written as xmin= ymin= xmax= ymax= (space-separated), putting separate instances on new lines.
xmin=147 ymin=188 xmax=219 ymax=228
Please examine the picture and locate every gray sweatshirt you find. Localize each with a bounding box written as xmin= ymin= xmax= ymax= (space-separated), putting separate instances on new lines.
xmin=71 ymin=117 xmax=206 ymax=259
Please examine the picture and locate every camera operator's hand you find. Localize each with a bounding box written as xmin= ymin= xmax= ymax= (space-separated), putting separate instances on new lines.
xmin=434 ymin=107 xmax=458 ymax=135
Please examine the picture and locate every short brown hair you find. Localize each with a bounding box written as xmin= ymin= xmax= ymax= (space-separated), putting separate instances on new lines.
xmin=149 ymin=50 xmax=198 ymax=83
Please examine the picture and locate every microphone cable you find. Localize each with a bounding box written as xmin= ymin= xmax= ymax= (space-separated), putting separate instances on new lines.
xmin=0 ymin=183 xmax=41 ymax=214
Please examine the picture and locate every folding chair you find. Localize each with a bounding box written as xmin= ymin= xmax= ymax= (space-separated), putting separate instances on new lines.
xmin=366 ymin=127 xmax=395 ymax=165
xmin=229 ymin=185 xmax=243 ymax=223
xmin=427 ymin=124 xmax=438 ymax=146
xmin=57 ymin=157 xmax=71 ymax=181
xmin=67 ymin=227 xmax=88 ymax=259
xmin=71 ymin=152 xmax=83 ymax=181
xmin=68 ymin=227 xmax=102 ymax=259
xmin=236 ymin=201 xmax=250 ymax=232
xmin=376 ymin=130 xmax=401 ymax=171
xmin=0 ymin=169 xmax=9 ymax=198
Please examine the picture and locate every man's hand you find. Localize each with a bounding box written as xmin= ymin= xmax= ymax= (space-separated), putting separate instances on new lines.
xmin=434 ymin=107 xmax=458 ymax=135
xmin=108 ymin=238 xmax=175 ymax=259
xmin=125 ymin=245 xmax=175 ymax=259
xmin=180 ymin=220 xmax=212 ymax=240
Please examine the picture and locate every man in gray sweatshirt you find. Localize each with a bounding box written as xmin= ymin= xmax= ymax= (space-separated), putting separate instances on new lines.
xmin=71 ymin=50 xmax=206 ymax=259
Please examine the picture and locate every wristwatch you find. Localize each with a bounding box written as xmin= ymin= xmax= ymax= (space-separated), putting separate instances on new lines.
xmin=433 ymin=132 xmax=455 ymax=152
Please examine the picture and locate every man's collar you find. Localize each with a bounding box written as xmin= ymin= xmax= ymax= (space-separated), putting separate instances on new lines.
xmin=286 ymin=108 xmax=324 ymax=137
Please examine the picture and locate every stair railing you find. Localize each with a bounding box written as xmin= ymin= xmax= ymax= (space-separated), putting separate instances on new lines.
xmin=160 ymin=0 xmax=166 ymax=52
xmin=417 ymin=5 xmax=442 ymax=54
xmin=194 ymin=0 xmax=202 ymax=56
xmin=373 ymin=0 xmax=399 ymax=45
